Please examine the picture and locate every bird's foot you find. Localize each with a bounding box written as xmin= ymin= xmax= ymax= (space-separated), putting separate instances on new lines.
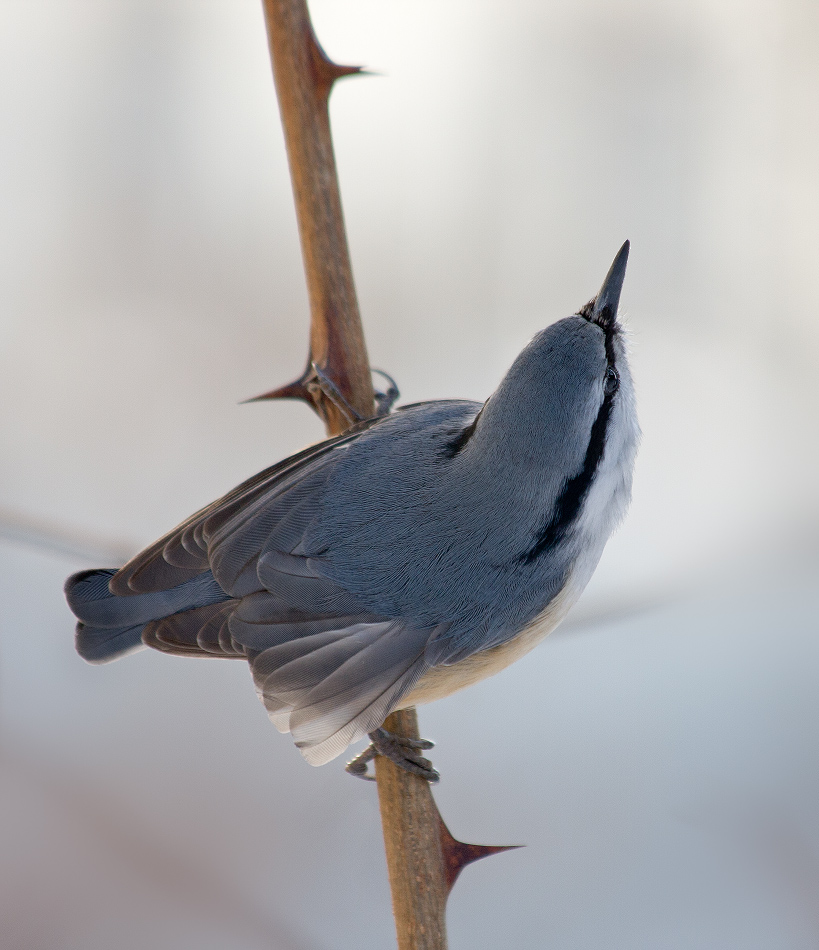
xmin=345 ymin=728 xmax=439 ymax=782
xmin=371 ymin=369 xmax=400 ymax=416
xmin=311 ymin=363 xmax=399 ymax=424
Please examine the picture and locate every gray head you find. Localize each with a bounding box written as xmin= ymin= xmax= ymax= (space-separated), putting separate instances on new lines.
xmin=455 ymin=243 xmax=637 ymax=579
xmin=474 ymin=240 xmax=637 ymax=479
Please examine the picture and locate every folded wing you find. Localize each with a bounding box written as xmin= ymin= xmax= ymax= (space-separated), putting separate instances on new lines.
xmin=77 ymin=413 xmax=441 ymax=763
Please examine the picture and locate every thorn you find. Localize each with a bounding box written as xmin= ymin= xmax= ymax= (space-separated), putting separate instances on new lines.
xmin=240 ymin=379 xmax=313 ymax=405
xmin=241 ymin=357 xmax=363 ymax=431
xmin=306 ymin=26 xmax=366 ymax=95
xmin=314 ymin=58 xmax=365 ymax=94
xmin=241 ymin=356 xmax=316 ymax=407
xmin=438 ymin=814 xmax=523 ymax=896
xmin=326 ymin=62 xmax=366 ymax=81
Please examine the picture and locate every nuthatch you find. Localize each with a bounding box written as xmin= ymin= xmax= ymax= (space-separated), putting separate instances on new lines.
xmin=66 ymin=242 xmax=639 ymax=781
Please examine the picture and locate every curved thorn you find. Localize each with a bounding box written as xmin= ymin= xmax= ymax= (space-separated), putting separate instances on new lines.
xmin=305 ymin=25 xmax=365 ymax=94
xmin=438 ymin=814 xmax=523 ymax=896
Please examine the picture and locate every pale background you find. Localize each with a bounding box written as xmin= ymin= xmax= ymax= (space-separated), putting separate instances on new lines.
xmin=1 ymin=1 xmax=818 ymax=948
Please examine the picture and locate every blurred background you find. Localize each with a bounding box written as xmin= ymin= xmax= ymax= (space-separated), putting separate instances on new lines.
xmin=1 ymin=0 xmax=818 ymax=947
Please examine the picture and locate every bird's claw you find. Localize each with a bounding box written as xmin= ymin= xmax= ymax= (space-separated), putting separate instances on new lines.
xmin=310 ymin=363 xmax=400 ymax=425
xmin=371 ymin=369 xmax=400 ymax=416
xmin=345 ymin=727 xmax=439 ymax=782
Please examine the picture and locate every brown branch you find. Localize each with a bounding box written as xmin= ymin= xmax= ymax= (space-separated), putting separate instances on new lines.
xmin=374 ymin=709 xmax=519 ymax=950
xmin=261 ymin=0 xmax=374 ymax=431
xmin=259 ymin=2 xmax=515 ymax=946
xmin=374 ymin=709 xmax=448 ymax=949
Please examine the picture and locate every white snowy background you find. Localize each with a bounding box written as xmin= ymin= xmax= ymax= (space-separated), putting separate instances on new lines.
xmin=1 ymin=1 xmax=818 ymax=948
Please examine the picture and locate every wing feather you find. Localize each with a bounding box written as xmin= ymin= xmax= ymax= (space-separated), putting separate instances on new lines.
xmin=109 ymin=424 xmax=372 ymax=596
xmin=249 ymin=620 xmax=440 ymax=765
xmin=206 ymin=463 xmax=332 ymax=592
xmin=143 ymin=600 xmax=242 ymax=657
xmin=255 ymin=551 xmax=365 ymax=615
xmin=162 ymin=536 xmax=208 ymax=570
xmin=84 ymin=406 xmax=478 ymax=764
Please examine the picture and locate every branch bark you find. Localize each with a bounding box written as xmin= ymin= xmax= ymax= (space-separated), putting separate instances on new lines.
xmin=261 ymin=0 xmax=374 ymax=431
xmin=374 ymin=709 xmax=448 ymax=950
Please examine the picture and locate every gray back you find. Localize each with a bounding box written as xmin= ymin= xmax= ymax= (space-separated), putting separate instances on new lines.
xmin=307 ymin=316 xmax=612 ymax=659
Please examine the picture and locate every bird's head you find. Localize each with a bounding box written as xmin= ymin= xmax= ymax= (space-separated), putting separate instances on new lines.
xmin=470 ymin=242 xmax=640 ymax=550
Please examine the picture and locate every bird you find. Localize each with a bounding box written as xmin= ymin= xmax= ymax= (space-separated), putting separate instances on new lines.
xmin=65 ymin=241 xmax=639 ymax=781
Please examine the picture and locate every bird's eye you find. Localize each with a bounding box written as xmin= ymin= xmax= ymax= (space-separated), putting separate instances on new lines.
xmin=604 ymin=366 xmax=619 ymax=395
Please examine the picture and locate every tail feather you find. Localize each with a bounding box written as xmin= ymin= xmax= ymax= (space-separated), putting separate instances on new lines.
xmin=143 ymin=600 xmax=243 ymax=657
xmin=75 ymin=622 xmax=147 ymax=664
xmin=65 ymin=568 xmax=230 ymax=664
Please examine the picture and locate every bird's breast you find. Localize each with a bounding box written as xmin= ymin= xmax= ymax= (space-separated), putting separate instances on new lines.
xmin=399 ymin=574 xmax=582 ymax=708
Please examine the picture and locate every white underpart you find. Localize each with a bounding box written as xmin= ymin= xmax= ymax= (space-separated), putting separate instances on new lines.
xmin=570 ymin=334 xmax=641 ymax=594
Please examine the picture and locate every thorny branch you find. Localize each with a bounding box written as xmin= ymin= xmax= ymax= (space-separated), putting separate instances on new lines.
xmin=258 ymin=2 xmax=515 ymax=947
xmin=258 ymin=0 xmax=374 ymax=432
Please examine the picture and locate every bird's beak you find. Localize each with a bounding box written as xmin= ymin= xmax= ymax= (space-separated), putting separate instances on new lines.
xmin=591 ymin=240 xmax=629 ymax=330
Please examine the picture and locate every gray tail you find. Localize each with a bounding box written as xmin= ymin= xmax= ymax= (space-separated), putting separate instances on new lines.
xmin=65 ymin=568 xmax=229 ymax=664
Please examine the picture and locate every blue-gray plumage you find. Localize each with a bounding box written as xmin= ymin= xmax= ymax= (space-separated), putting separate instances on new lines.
xmin=65 ymin=242 xmax=640 ymax=772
